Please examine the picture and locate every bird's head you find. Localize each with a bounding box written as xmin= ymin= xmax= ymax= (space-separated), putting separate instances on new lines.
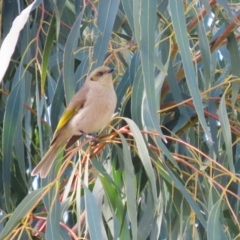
xmin=87 ymin=66 xmax=114 ymax=85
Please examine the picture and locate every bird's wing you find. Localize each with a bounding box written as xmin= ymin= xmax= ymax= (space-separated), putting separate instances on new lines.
xmin=50 ymin=85 xmax=89 ymax=146
xmin=65 ymin=135 xmax=82 ymax=150
xmin=55 ymin=108 xmax=77 ymax=132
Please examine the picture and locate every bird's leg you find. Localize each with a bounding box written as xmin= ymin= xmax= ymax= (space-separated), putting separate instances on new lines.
xmin=86 ymin=134 xmax=99 ymax=146
xmin=80 ymin=131 xmax=98 ymax=145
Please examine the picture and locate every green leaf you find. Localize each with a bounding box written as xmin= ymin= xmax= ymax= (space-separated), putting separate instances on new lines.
xmin=169 ymin=0 xmax=212 ymax=142
xmin=63 ymin=8 xmax=85 ymax=104
xmin=122 ymin=117 xmax=157 ymax=205
xmin=2 ymin=66 xmax=25 ymax=212
xmin=164 ymin=164 xmax=207 ymax=229
xmin=207 ymin=199 xmax=228 ymax=240
xmin=41 ymin=17 xmax=56 ymax=94
xmin=99 ymin=175 xmax=131 ymax=239
xmin=45 ymin=185 xmax=61 ymax=239
xmin=84 ymin=185 xmax=103 ymax=240
xmin=131 ymin=64 xmax=144 ymax=129
xmin=137 ymin=186 xmax=155 ymax=240
xmin=122 ymin=0 xmax=134 ymax=33
xmin=0 ymin=188 xmax=46 ymax=239
xmin=219 ymin=88 xmax=234 ymax=173
xmin=0 ymin=0 xmax=42 ymax=82
xmin=198 ymin=20 xmax=212 ymax=91
xmin=227 ymin=32 xmax=240 ymax=106
xmin=91 ymin=0 xmax=120 ymax=69
xmin=119 ymin=134 xmax=137 ymax=240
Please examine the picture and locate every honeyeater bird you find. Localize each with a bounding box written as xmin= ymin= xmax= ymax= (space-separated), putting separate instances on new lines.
xmin=31 ymin=66 xmax=117 ymax=178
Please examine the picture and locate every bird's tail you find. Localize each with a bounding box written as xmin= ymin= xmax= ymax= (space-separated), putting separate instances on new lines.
xmin=31 ymin=142 xmax=62 ymax=178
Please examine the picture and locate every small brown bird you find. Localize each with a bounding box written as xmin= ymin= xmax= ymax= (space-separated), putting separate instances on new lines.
xmin=31 ymin=66 xmax=117 ymax=178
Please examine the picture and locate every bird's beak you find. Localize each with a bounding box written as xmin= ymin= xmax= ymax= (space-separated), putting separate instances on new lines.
xmin=105 ymin=68 xmax=114 ymax=74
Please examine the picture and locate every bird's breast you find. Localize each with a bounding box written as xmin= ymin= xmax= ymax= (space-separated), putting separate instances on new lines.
xmin=69 ymin=85 xmax=117 ymax=134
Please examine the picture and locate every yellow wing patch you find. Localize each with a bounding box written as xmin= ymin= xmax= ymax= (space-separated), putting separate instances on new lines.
xmin=56 ymin=108 xmax=77 ymax=131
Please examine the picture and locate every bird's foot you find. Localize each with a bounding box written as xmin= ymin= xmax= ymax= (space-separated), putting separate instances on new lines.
xmin=80 ymin=131 xmax=98 ymax=145
xmin=86 ymin=134 xmax=98 ymax=145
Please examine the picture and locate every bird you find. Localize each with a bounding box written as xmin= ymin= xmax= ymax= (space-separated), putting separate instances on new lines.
xmin=31 ymin=66 xmax=117 ymax=178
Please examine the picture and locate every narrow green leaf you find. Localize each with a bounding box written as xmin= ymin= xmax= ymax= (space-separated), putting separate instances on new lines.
xmin=99 ymin=176 xmax=131 ymax=239
xmin=217 ymin=0 xmax=236 ymax=22
xmin=131 ymin=66 xmax=144 ymax=129
xmin=74 ymin=57 xmax=90 ymax=88
xmin=227 ymin=32 xmax=240 ymax=106
xmin=164 ymin=164 xmax=207 ymax=229
xmin=59 ymin=226 xmax=72 ymax=240
xmin=0 ymin=188 xmax=46 ymax=239
xmin=36 ymin=81 xmax=46 ymax=163
xmin=63 ymin=9 xmax=85 ymax=104
xmin=167 ymin=59 xmax=189 ymax=118
xmin=116 ymin=52 xmax=139 ymax=110
xmin=91 ymin=0 xmax=120 ymax=69
xmin=116 ymin=67 xmax=130 ymax=110
xmin=51 ymin=73 xmax=64 ymax=131
xmin=208 ymin=65 xmax=229 ymax=155
xmin=149 ymin=196 xmax=164 ymax=240
xmin=45 ymin=186 xmax=61 ymax=240
xmin=14 ymin=119 xmax=26 ymax=183
xmin=133 ymin=1 xmax=176 ymax=171
xmin=198 ymin=20 xmax=212 ymax=91
xmin=99 ymin=176 xmax=122 ymax=214
xmin=154 ymin=54 xmax=168 ymax=74
xmin=119 ymin=134 xmax=137 ymax=240
xmin=2 ymin=66 xmax=24 ymax=212
xmin=169 ymin=0 xmax=212 ymax=142
xmin=50 ymin=0 xmax=66 ymax=39
xmin=92 ymin=159 xmax=120 ymax=190
xmin=137 ymin=187 xmax=155 ymax=240
xmin=76 ymin=169 xmax=82 ymax=237
xmin=122 ymin=0 xmax=134 ymax=33
xmin=135 ymin=0 xmax=164 ymax=140
xmin=84 ymin=185 xmax=103 ymax=240
xmin=0 ymin=0 xmax=42 ymax=82
xmin=218 ymin=88 xmax=234 ymax=173
xmin=122 ymin=117 xmax=157 ymax=204
xmin=207 ymin=199 xmax=227 ymax=240
xmin=41 ymin=17 xmax=56 ymax=94
xmin=137 ymin=0 xmax=157 ymax=116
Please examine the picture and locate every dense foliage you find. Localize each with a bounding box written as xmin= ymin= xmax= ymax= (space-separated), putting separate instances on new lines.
xmin=0 ymin=0 xmax=240 ymax=239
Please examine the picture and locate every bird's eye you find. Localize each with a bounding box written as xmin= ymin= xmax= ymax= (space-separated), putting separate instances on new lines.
xmin=97 ymin=71 xmax=103 ymax=77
